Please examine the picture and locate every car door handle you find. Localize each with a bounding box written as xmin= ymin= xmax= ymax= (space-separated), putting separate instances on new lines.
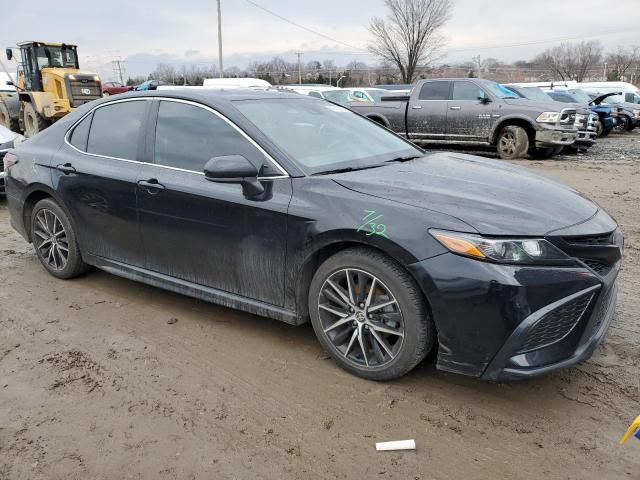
xmin=55 ymin=163 xmax=76 ymax=174
xmin=412 ymin=105 xmax=422 ymax=110
xmin=138 ymin=179 xmax=166 ymax=193
xmin=449 ymin=106 xmax=461 ymax=110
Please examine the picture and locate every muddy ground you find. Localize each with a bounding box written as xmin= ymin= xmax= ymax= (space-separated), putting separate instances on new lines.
xmin=1 ymin=132 xmax=639 ymax=480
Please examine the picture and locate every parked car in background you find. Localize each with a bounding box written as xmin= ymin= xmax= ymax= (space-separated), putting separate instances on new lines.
xmin=350 ymin=78 xmax=578 ymax=160
xmin=102 ymin=81 xmax=134 ymax=96
xmin=578 ymin=81 xmax=640 ymax=105
xmin=504 ymin=85 xmax=597 ymax=152
xmin=134 ymin=80 xmax=171 ymax=91
xmin=0 ymin=124 xmax=22 ymax=194
xmin=546 ymin=90 xmax=618 ymax=137
xmin=582 ymin=91 xmax=640 ymax=132
xmin=3 ymin=89 xmax=623 ymax=381
xmin=349 ymin=88 xmax=393 ymax=103
xmin=282 ymin=85 xmax=340 ymax=99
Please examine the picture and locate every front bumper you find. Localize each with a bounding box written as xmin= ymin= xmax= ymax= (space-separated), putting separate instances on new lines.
xmin=409 ymin=222 xmax=622 ymax=381
xmin=575 ymin=130 xmax=597 ymax=147
xmin=535 ymin=128 xmax=577 ymax=147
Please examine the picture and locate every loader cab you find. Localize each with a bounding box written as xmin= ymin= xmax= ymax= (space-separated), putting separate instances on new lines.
xmin=11 ymin=42 xmax=79 ymax=92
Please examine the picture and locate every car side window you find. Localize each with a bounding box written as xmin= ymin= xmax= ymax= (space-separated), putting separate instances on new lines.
xmin=452 ymin=82 xmax=487 ymax=101
xmin=86 ymin=100 xmax=148 ymax=160
xmin=418 ymin=81 xmax=451 ymax=101
xmin=68 ymin=112 xmax=92 ymax=151
xmin=154 ymin=100 xmax=266 ymax=173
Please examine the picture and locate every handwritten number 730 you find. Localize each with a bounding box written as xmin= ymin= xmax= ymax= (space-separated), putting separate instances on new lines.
xmin=357 ymin=210 xmax=389 ymax=238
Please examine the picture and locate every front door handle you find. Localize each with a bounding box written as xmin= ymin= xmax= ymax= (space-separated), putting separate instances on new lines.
xmin=56 ymin=163 xmax=76 ymax=174
xmin=412 ymin=105 xmax=422 ymax=110
xmin=449 ymin=106 xmax=461 ymax=110
xmin=138 ymin=178 xmax=166 ymax=193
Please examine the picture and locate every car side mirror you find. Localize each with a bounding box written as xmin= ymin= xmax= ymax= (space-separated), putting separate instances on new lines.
xmin=6 ymin=48 xmax=12 ymax=61
xmin=480 ymin=96 xmax=491 ymax=104
xmin=6 ymin=80 xmax=13 ymax=86
xmin=204 ymin=155 xmax=265 ymax=197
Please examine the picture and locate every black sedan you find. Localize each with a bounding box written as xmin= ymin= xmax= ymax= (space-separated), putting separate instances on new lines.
xmin=3 ymin=90 xmax=623 ymax=381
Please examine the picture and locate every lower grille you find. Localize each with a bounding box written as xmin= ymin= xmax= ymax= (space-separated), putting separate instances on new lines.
xmin=518 ymin=291 xmax=594 ymax=353
xmin=565 ymin=232 xmax=614 ymax=245
xmin=580 ymin=258 xmax=609 ymax=275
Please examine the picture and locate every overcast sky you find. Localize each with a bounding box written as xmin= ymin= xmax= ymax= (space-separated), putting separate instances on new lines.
xmin=4 ymin=0 xmax=640 ymax=81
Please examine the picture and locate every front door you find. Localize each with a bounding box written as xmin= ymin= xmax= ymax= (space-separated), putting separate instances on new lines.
xmin=52 ymin=99 xmax=151 ymax=266
xmin=406 ymin=80 xmax=451 ymax=140
xmin=136 ymin=99 xmax=292 ymax=306
xmin=446 ymin=81 xmax=493 ymax=140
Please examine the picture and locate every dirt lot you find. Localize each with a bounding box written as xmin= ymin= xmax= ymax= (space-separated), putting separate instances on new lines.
xmin=1 ymin=132 xmax=639 ymax=480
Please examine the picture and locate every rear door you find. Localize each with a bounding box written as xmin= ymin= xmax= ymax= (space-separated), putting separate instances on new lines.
xmin=406 ymin=80 xmax=451 ymax=140
xmin=446 ymin=80 xmax=493 ymax=140
xmin=52 ymin=98 xmax=151 ymax=266
xmin=136 ymin=99 xmax=292 ymax=306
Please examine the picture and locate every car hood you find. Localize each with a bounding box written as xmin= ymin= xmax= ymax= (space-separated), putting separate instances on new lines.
xmin=332 ymin=152 xmax=599 ymax=236
xmin=502 ymin=98 xmax=570 ymax=111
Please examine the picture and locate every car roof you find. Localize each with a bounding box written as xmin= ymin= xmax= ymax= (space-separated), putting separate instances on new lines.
xmin=100 ymin=88 xmax=305 ymax=105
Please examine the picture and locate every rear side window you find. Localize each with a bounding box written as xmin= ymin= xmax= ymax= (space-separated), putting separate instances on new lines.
xmin=68 ymin=113 xmax=92 ymax=151
xmin=452 ymin=82 xmax=488 ymax=101
xmin=87 ymin=100 xmax=148 ymax=160
xmin=154 ymin=100 xmax=265 ymax=172
xmin=418 ymin=81 xmax=450 ymax=100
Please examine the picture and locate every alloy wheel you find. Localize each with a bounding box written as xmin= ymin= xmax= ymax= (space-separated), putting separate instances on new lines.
xmin=33 ymin=209 xmax=69 ymax=271
xmin=318 ymin=268 xmax=405 ymax=368
xmin=499 ymin=132 xmax=516 ymax=156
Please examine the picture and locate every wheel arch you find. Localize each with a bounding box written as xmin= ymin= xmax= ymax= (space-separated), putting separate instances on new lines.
xmin=364 ymin=113 xmax=391 ymax=128
xmin=490 ymin=117 xmax=537 ymax=146
xmin=21 ymin=185 xmax=63 ymax=242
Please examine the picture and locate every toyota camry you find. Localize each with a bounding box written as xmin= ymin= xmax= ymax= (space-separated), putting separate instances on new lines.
xmin=3 ymin=89 xmax=623 ymax=381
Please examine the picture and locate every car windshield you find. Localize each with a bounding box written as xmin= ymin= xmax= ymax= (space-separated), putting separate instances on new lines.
xmin=35 ymin=46 xmax=77 ymax=69
xmin=234 ymin=98 xmax=422 ymax=174
xmin=364 ymin=89 xmax=388 ymax=102
xmin=567 ymin=89 xmax=592 ymax=104
xmin=487 ymin=82 xmax=520 ymax=99
xmin=520 ymin=87 xmax=551 ymax=102
xmin=322 ymin=90 xmax=353 ymax=105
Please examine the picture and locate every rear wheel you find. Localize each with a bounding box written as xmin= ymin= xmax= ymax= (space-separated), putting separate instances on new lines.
xmin=0 ymin=101 xmax=19 ymax=132
xmin=31 ymin=198 xmax=89 ymax=279
xmin=309 ymin=248 xmax=435 ymax=381
xmin=23 ymin=102 xmax=50 ymax=137
xmin=496 ymin=125 xmax=529 ymax=160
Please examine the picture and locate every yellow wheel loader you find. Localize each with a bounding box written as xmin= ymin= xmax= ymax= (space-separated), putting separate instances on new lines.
xmin=0 ymin=41 xmax=102 ymax=137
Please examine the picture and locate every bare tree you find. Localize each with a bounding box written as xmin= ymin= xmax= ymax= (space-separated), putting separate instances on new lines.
xmin=368 ymin=0 xmax=452 ymax=83
xmin=534 ymin=40 xmax=603 ymax=82
xmin=605 ymin=46 xmax=640 ymax=81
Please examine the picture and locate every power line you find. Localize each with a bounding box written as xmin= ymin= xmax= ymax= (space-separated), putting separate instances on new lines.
xmin=243 ymin=0 xmax=367 ymax=52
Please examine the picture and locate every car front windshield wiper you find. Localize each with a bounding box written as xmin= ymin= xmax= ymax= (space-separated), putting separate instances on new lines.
xmin=312 ymin=164 xmax=386 ymax=176
xmin=385 ymin=155 xmax=422 ymax=163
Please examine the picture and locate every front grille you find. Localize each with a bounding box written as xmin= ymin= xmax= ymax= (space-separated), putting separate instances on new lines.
xmin=565 ymin=232 xmax=614 ymax=245
xmin=560 ymin=108 xmax=577 ymax=125
xmin=69 ymin=79 xmax=102 ymax=107
xmin=518 ymin=291 xmax=595 ymax=353
xmin=574 ymin=113 xmax=587 ymax=131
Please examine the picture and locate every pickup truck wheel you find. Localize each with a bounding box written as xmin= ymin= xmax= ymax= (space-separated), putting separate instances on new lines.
xmin=595 ymin=119 xmax=604 ymax=137
xmin=497 ymin=125 xmax=529 ymax=160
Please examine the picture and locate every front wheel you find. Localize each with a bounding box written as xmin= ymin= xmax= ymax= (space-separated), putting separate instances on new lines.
xmin=31 ymin=198 xmax=89 ymax=279
xmin=23 ymin=102 xmax=50 ymax=137
xmin=496 ymin=125 xmax=529 ymax=160
xmin=309 ymin=248 xmax=435 ymax=381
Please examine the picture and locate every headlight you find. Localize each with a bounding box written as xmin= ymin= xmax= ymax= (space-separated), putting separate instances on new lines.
xmin=93 ymin=75 xmax=100 ymax=82
xmin=633 ymin=109 xmax=640 ymax=118
xmin=430 ymin=230 xmax=572 ymax=265
xmin=536 ymin=112 xmax=561 ymax=124
xmin=68 ymin=74 xmax=76 ymax=80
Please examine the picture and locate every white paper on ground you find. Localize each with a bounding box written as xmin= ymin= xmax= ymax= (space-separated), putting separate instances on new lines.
xmin=375 ymin=439 xmax=416 ymax=451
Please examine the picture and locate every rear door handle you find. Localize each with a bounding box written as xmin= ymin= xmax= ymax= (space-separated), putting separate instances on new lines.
xmin=138 ymin=178 xmax=166 ymax=193
xmin=56 ymin=163 xmax=76 ymax=174
xmin=449 ymin=106 xmax=461 ymax=110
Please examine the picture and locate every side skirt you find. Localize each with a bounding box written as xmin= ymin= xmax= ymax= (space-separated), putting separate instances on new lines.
xmin=87 ymin=255 xmax=303 ymax=326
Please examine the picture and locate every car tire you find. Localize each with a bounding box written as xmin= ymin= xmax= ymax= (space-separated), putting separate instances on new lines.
xmin=617 ymin=116 xmax=631 ymax=132
xmin=595 ymin=119 xmax=604 ymax=137
xmin=308 ymin=247 xmax=435 ymax=381
xmin=0 ymin=101 xmax=19 ymax=132
xmin=30 ymin=198 xmax=89 ymax=279
xmin=22 ymin=102 xmax=50 ymax=137
xmin=103 ymin=92 xmax=111 ymax=97
xmin=496 ymin=125 xmax=529 ymax=160
xmin=530 ymin=147 xmax=558 ymax=159
xmin=601 ymin=126 xmax=612 ymax=137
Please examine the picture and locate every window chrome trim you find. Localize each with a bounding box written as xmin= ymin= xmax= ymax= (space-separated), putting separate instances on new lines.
xmin=63 ymin=96 xmax=290 ymax=179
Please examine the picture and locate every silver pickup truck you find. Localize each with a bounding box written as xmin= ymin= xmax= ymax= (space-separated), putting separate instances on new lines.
xmin=349 ymin=78 xmax=579 ymax=160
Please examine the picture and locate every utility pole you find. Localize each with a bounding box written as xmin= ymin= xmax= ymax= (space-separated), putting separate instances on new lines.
xmin=296 ymin=52 xmax=303 ymax=84
xmin=112 ymin=59 xmax=126 ymax=84
xmin=473 ymin=55 xmax=482 ymax=79
xmin=603 ymin=62 xmax=608 ymax=81
xmin=217 ymin=0 xmax=224 ymax=78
